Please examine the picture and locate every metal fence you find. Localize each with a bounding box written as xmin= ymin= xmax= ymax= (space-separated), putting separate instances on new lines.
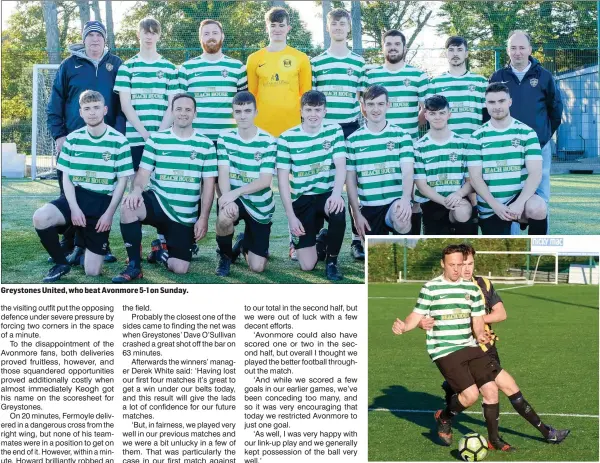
xmin=367 ymin=240 xmax=598 ymax=283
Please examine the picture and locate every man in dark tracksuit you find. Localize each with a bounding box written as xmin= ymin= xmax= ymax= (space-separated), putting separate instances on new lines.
xmin=487 ymin=30 xmax=563 ymax=233
xmin=47 ymin=20 xmax=125 ymax=262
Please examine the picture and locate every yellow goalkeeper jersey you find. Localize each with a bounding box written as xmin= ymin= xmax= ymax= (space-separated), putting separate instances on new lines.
xmin=246 ymin=45 xmax=312 ymax=137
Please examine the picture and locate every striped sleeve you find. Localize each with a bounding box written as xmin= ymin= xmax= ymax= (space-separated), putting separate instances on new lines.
xmin=113 ymin=61 xmax=131 ymax=94
xmin=202 ymin=143 xmax=218 ymax=178
xmin=346 ymin=136 xmax=356 ymax=171
xmin=276 ymin=135 xmax=291 ymax=170
xmin=167 ymin=65 xmax=180 ymax=95
xmin=357 ymin=64 xmax=366 ymax=93
xmin=260 ymin=141 xmax=277 ymax=175
xmin=413 ymin=145 xmax=426 ymax=180
xmin=524 ymin=129 xmax=542 ymax=161
xmin=178 ymin=63 xmax=189 ymax=92
xmin=417 ymin=71 xmax=429 ymax=103
xmin=139 ymin=136 xmax=157 ymax=172
xmin=57 ymin=138 xmax=72 ymax=172
xmin=470 ymin=289 xmax=485 ymax=316
xmin=466 ymin=135 xmax=482 ymax=167
xmin=237 ymin=65 xmax=248 ymax=92
xmin=332 ymin=127 xmax=346 ymax=160
xmin=115 ymin=140 xmax=134 ymax=177
xmin=413 ymin=284 xmax=431 ymax=315
xmin=216 ymin=136 xmax=229 ymax=166
xmin=399 ymin=131 xmax=415 ymax=163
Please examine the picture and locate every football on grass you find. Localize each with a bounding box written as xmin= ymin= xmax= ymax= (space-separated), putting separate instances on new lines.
xmin=458 ymin=433 xmax=488 ymax=461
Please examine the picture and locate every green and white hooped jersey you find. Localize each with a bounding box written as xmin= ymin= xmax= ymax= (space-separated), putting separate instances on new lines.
xmin=428 ymin=72 xmax=487 ymax=138
xmin=467 ymin=119 xmax=542 ymax=219
xmin=276 ymin=123 xmax=346 ymax=201
xmin=363 ymin=64 xmax=429 ymax=138
xmin=57 ymin=126 xmax=133 ymax=195
xmin=140 ymin=129 xmax=218 ymax=226
xmin=346 ymin=123 xmax=414 ymax=207
xmin=414 ymin=131 xmax=469 ymax=203
xmin=114 ymin=54 xmax=180 ymax=147
xmin=413 ymin=275 xmax=485 ymax=361
xmin=311 ymin=50 xmax=365 ymax=124
xmin=217 ymin=128 xmax=277 ymax=224
xmin=178 ymin=55 xmax=248 ymax=141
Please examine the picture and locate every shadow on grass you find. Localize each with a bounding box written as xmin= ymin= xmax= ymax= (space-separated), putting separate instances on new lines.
xmin=368 ymin=385 xmax=546 ymax=447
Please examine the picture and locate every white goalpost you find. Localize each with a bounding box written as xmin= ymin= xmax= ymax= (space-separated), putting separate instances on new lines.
xmin=31 ymin=64 xmax=60 ymax=180
xmin=476 ymin=251 xmax=560 ymax=285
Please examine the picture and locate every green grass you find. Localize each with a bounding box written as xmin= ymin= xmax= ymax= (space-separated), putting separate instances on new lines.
xmin=0 ymin=179 xmax=365 ymax=284
xmin=548 ymin=175 xmax=600 ymax=235
xmin=368 ymin=283 xmax=599 ymax=461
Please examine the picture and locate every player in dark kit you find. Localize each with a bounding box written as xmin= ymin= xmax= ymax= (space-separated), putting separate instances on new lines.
xmin=419 ymin=243 xmax=571 ymax=450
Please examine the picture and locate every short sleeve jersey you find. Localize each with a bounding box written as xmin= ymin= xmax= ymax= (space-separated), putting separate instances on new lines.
xmin=467 ymin=119 xmax=542 ymax=219
xmin=178 ymin=55 xmax=248 ymax=141
xmin=276 ymin=123 xmax=346 ymax=201
xmin=57 ymin=126 xmax=133 ymax=195
xmin=113 ymin=54 xmax=180 ymax=146
xmin=217 ymin=128 xmax=277 ymax=224
xmin=346 ymin=123 xmax=414 ymax=206
xmin=310 ymin=50 xmax=365 ymax=125
xmin=363 ymin=64 xmax=429 ymax=138
xmin=413 ymin=275 xmax=485 ymax=361
xmin=246 ymin=46 xmax=312 ymax=137
xmin=428 ymin=72 xmax=487 ymax=138
xmin=414 ymin=131 xmax=469 ymax=203
xmin=140 ymin=129 xmax=218 ymax=226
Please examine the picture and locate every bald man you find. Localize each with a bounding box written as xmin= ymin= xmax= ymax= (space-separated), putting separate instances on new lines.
xmin=488 ymin=30 xmax=562 ymax=233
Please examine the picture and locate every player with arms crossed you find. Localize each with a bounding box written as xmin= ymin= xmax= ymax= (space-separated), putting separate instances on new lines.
xmin=33 ymin=91 xmax=133 ymax=282
xmin=214 ymin=91 xmax=276 ymax=277
xmin=467 ymin=83 xmax=547 ymax=235
xmin=277 ymin=90 xmax=346 ymax=281
xmin=112 ymin=94 xmax=217 ymax=282
xmin=414 ymin=95 xmax=473 ymax=235
xmin=247 ymin=6 xmax=312 ymax=261
xmin=113 ymin=17 xmax=180 ymax=263
xmin=346 ymin=85 xmax=414 ymax=238
xmin=392 ymin=245 xmax=503 ymax=448
xmin=420 ymin=244 xmax=571 ymax=449
xmin=311 ymin=8 xmax=366 ymax=260
xmin=363 ymin=29 xmax=429 ymax=233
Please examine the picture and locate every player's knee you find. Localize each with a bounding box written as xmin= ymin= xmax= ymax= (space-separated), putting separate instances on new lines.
xmin=217 ymin=213 xmax=235 ymax=230
xmin=299 ymin=256 xmax=317 ymax=271
xmin=525 ymin=196 xmax=547 ymax=220
xmin=451 ymin=203 xmax=472 ymax=223
xmin=168 ymin=260 xmax=190 ymax=274
xmin=393 ymin=218 xmax=412 ymax=235
xmin=460 ymin=385 xmax=479 ymax=407
xmin=480 ymin=382 xmax=499 ymax=404
xmin=33 ymin=208 xmax=51 ymax=229
xmin=248 ymin=258 xmax=267 ymax=273
xmin=120 ymin=205 xmax=138 ymax=223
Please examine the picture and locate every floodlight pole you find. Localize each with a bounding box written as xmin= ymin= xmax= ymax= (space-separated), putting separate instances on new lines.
xmin=403 ymin=239 xmax=408 ymax=282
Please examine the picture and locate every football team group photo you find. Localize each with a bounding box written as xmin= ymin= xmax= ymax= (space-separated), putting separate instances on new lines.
xmin=1 ymin=1 xmax=598 ymax=284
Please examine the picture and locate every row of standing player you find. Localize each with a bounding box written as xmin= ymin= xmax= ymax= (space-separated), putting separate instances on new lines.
xmin=392 ymin=244 xmax=570 ymax=451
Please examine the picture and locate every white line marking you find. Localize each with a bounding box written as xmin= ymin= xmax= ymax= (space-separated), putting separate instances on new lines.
xmin=496 ymin=285 xmax=532 ymax=291
xmin=368 ymin=408 xmax=599 ymax=418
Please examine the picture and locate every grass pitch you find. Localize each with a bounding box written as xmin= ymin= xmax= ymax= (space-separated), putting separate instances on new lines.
xmin=368 ymin=283 xmax=599 ymax=461
xmin=0 ymin=179 xmax=365 ymax=284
